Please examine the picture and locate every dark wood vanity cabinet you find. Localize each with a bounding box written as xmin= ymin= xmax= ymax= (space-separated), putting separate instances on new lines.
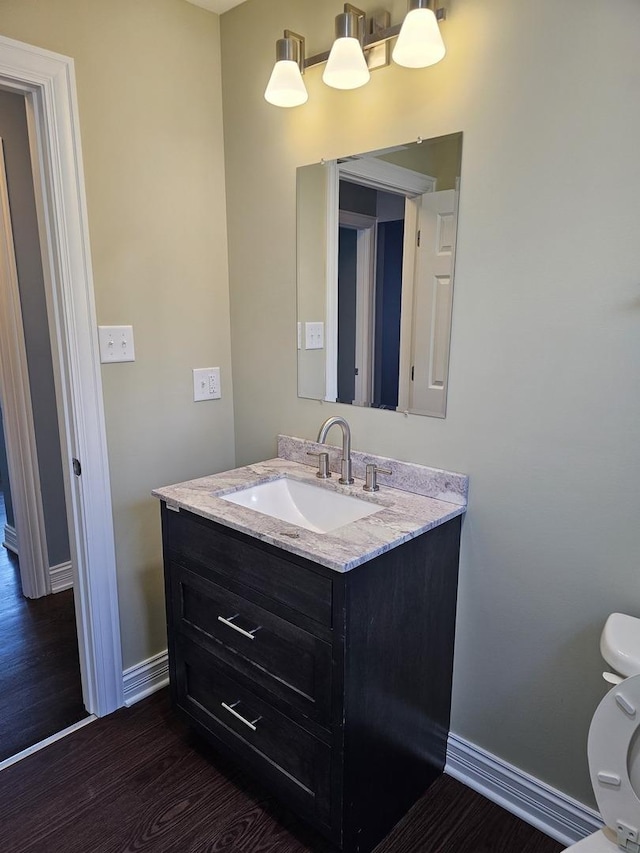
xmin=161 ymin=503 xmax=461 ymax=853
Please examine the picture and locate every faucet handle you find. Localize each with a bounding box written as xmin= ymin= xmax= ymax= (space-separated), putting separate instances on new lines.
xmin=363 ymin=463 xmax=392 ymax=492
xmin=307 ymin=450 xmax=331 ymax=479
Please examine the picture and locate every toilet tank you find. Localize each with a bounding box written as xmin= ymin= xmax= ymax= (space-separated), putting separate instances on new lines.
xmin=601 ymin=612 xmax=640 ymax=678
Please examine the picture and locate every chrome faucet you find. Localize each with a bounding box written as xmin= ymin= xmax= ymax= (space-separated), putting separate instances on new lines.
xmin=317 ymin=416 xmax=354 ymax=484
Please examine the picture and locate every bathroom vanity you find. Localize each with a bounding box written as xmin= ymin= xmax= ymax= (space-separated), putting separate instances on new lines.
xmin=154 ymin=437 xmax=468 ymax=852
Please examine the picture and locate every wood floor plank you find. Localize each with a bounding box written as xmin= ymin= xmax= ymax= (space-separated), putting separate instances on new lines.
xmin=0 ymin=492 xmax=86 ymax=762
xmin=375 ymin=773 xmax=562 ymax=853
xmin=0 ymin=714 xmax=186 ymax=838
xmin=0 ymin=690 xmax=565 ymax=853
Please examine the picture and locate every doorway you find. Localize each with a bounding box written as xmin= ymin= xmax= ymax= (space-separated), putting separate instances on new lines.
xmin=336 ymin=180 xmax=406 ymax=409
xmin=0 ymin=34 xmax=123 ymax=731
xmin=0 ymin=88 xmax=87 ymax=761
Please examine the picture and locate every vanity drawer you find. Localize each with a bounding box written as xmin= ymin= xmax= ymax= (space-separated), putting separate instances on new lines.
xmin=176 ymin=638 xmax=332 ymax=826
xmin=169 ymin=563 xmax=332 ymax=724
xmin=164 ymin=507 xmax=332 ymax=627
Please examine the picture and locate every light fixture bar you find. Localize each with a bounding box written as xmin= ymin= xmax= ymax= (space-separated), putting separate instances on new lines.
xmin=304 ymin=4 xmax=445 ymax=70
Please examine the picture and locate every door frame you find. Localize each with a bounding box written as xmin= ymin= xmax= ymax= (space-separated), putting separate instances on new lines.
xmin=0 ymin=35 xmax=123 ymax=716
xmin=324 ymin=156 xmax=436 ymax=406
xmin=397 ymin=195 xmax=421 ymax=413
xmin=338 ymin=211 xmax=377 ymax=406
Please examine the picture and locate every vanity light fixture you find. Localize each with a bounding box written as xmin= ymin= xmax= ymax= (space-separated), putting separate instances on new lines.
xmin=393 ymin=0 xmax=446 ymax=68
xmin=322 ymin=7 xmax=370 ymax=90
xmin=264 ymin=31 xmax=308 ymax=108
xmin=265 ymin=1 xmax=447 ymax=108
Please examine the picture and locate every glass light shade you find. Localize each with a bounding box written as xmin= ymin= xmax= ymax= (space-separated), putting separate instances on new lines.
xmin=392 ymin=8 xmax=446 ymax=69
xmin=322 ymin=37 xmax=370 ymax=90
xmin=264 ymin=60 xmax=308 ymax=108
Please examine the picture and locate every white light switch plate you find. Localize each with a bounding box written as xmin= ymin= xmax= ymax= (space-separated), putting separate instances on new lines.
xmin=193 ymin=367 xmax=221 ymax=401
xmin=98 ymin=325 xmax=135 ymax=363
xmin=305 ymin=322 xmax=324 ymax=350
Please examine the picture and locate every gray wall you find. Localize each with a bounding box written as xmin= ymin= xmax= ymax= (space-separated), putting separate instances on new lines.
xmin=0 ymin=90 xmax=70 ymax=569
xmin=221 ymin=0 xmax=640 ymax=808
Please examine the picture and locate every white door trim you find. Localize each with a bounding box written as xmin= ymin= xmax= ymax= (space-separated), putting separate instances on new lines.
xmin=353 ymin=225 xmax=375 ymax=406
xmin=339 ymin=158 xmax=436 ymax=196
xmin=0 ymin=34 xmax=123 ymax=715
xmin=0 ymin=138 xmax=51 ymax=598
xmin=397 ymin=196 xmax=420 ymax=413
xmin=324 ymin=161 xmax=339 ymax=403
xmin=338 ymin=211 xmax=377 ymax=406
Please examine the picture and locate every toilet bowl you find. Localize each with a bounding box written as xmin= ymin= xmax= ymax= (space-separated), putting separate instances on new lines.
xmin=565 ymin=613 xmax=640 ymax=853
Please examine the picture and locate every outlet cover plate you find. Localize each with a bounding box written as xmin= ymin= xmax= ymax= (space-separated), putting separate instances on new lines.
xmin=193 ymin=367 xmax=221 ymax=401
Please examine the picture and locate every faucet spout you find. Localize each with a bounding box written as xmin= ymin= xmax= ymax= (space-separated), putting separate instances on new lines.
xmin=317 ymin=416 xmax=354 ymax=485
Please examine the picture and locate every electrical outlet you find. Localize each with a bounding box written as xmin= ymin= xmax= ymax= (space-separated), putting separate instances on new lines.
xmin=193 ymin=367 xmax=221 ymax=401
xmin=98 ymin=325 xmax=135 ymax=363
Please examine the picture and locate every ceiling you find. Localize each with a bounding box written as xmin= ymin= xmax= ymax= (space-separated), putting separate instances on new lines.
xmin=185 ymin=0 xmax=246 ymax=13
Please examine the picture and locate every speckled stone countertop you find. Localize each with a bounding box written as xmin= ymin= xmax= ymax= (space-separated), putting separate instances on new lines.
xmin=153 ymin=440 xmax=468 ymax=573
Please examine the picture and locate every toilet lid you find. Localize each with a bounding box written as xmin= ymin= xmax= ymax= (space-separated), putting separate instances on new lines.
xmin=588 ymin=673 xmax=640 ymax=843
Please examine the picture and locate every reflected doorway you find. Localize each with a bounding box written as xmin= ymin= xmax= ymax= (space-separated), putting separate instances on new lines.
xmin=336 ymin=182 xmax=406 ymax=410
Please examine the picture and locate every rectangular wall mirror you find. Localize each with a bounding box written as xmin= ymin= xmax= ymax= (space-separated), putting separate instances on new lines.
xmin=297 ymin=132 xmax=462 ymax=418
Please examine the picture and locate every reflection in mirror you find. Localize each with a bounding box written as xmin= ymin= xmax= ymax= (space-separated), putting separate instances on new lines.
xmin=297 ymin=133 xmax=462 ymax=418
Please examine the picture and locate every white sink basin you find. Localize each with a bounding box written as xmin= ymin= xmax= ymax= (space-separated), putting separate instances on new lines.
xmin=219 ymin=476 xmax=381 ymax=534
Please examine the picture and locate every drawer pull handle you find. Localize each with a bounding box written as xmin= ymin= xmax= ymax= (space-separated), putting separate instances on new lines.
xmin=217 ymin=614 xmax=261 ymax=641
xmin=221 ymin=700 xmax=262 ymax=731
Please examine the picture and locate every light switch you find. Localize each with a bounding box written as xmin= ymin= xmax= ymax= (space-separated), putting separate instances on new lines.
xmin=98 ymin=326 xmax=135 ymax=363
xmin=193 ymin=367 xmax=221 ymax=401
xmin=305 ymin=322 xmax=324 ymax=350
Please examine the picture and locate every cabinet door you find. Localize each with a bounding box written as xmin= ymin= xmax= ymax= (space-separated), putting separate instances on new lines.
xmin=169 ymin=563 xmax=332 ymax=725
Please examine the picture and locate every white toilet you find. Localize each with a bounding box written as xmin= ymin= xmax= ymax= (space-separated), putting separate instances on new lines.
xmin=565 ymin=613 xmax=640 ymax=852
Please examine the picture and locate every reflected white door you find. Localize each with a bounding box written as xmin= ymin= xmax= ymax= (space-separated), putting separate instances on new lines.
xmin=405 ymin=189 xmax=458 ymax=416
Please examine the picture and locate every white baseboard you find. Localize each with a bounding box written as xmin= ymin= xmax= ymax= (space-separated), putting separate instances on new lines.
xmin=123 ymin=650 xmax=169 ymax=707
xmin=49 ymin=560 xmax=73 ymax=593
xmin=446 ymin=733 xmax=603 ymax=847
xmin=118 ymin=657 xmax=602 ymax=846
xmin=3 ymin=522 xmax=18 ymax=554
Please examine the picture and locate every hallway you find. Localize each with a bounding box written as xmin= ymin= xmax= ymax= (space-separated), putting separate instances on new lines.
xmin=0 ymin=489 xmax=86 ymax=762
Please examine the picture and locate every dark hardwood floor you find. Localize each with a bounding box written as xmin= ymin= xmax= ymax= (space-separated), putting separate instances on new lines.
xmin=0 ymin=489 xmax=87 ymax=761
xmin=0 ymin=689 xmax=564 ymax=853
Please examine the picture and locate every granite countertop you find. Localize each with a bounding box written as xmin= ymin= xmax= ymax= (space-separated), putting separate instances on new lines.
xmin=153 ymin=440 xmax=468 ymax=573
